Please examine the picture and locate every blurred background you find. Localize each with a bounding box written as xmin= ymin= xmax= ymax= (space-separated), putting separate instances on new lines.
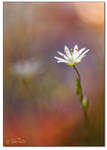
xmin=3 ymin=2 xmax=104 ymax=146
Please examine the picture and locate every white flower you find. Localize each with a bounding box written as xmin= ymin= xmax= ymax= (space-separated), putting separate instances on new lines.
xmin=10 ymin=60 xmax=43 ymax=77
xmin=54 ymin=45 xmax=89 ymax=66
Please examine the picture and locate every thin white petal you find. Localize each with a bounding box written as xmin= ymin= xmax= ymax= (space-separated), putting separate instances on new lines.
xmin=77 ymin=49 xmax=89 ymax=61
xmin=57 ymin=51 xmax=69 ymax=60
xmin=54 ymin=56 xmax=65 ymax=61
xmin=64 ymin=45 xmax=72 ymax=58
xmin=57 ymin=61 xmax=61 ymax=63
xmin=75 ymin=58 xmax=81 ymax=63
xmin=64 ymin=45 xmax=69 ymax=51
xmin=78 ymin=48 xmax=86 ymax=55
xmin=72 ymin=45 xmax=79 ymax=60
xmin=74 ymin=45 xmax=78 ymax=51
xmin=54 ymin=56 xmax=68 ymax=63
xmin=82 ymin=49 xmax=89 ymax=56
xmin=74 ymin=48 xmax=86 ymax=60
xmin=78 ymin=54 xmax=86 ymax=60
xmin=57 ymin=60 xmax=68 ymax=63
xmin=72 ymin=50 xmax=78 ymax=60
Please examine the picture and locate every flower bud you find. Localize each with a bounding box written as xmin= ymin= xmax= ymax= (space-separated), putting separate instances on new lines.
xmin=82 ymin=96 xmax=88 ymax=110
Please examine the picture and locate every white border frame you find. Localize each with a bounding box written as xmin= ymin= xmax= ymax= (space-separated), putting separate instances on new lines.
xmin=0 ymin=0 xmax=106 ymax=149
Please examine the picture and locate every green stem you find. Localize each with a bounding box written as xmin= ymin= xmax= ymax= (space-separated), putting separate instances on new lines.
xmin=73 ymin=66 xmax=83 ymax=102
xmin=73 ymin=66 xmax=89 ymax=144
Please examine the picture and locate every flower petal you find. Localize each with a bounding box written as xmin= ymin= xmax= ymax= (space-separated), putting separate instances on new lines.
xmin=82 ymin=49 xmax=90 ymax=56
xmin=78 ymin=54 xmax=87 ymax=61
xmin=57 ymin=60 xmax=68 ymax=63
xmin=72 ymin=46 xmax=79 ymax=59
xmin=54 ymin=56 xmax=68 ymax=63
xmin=74 ymin=48 xmax=86 ymax=60
xmin=64 ymin=45 xmax=72 ymax=58
xmin=74 ymin=45 xmax=78 ymax=51
xmin=78 ymin=48 xmax=86 ymax=55
xmin=76 ymin=49 xmax=89 ymax=62
xmin=57 ymin=51 xmax=69 ymax=60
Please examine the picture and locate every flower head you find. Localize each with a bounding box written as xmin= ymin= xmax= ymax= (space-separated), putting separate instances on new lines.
xmin=54 ymin=45 xmax=89 ymax=66
xmin=10 ymin=60 xmax=43 ymax=77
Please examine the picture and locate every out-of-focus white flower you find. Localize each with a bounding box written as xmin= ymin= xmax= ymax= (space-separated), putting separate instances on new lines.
xmin=11 ymin=60 xmax=43 ymax=77
xmin=54 ymin=45 xmax=89 ymax=66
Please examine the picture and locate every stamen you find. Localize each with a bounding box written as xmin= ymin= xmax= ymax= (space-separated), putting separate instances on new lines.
xmin=70 ymin=48 xmax=72 ymax=51
xmin=62 ymin=55 xmax=64 ymax=58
